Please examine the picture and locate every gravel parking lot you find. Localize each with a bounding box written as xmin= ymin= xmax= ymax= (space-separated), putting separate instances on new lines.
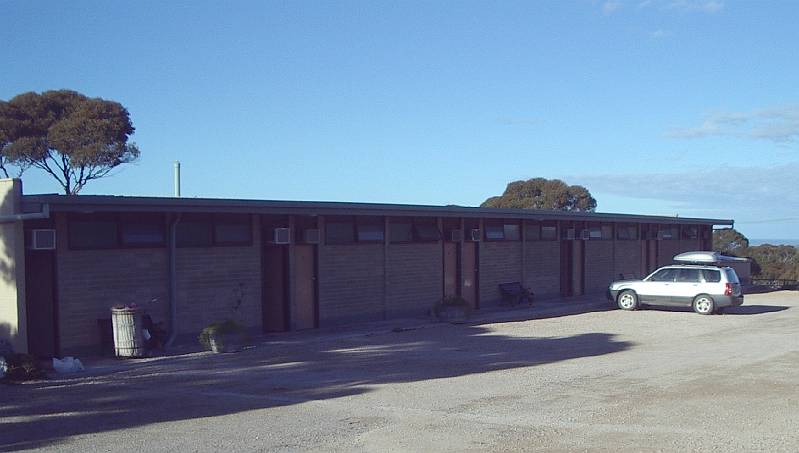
xmin=2 ymin=291 xmax=798 ymax=452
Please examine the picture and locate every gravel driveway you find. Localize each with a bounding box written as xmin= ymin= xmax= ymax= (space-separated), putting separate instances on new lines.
xmin=2 ymin=291 xmax=798 ymax=452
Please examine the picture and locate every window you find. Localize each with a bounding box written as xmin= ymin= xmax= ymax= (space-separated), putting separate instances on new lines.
xmin=326 ymin=221 xmax=356 ymax=245
xmin=541 ymin=223 xmax=557 ymax=240
xmin=176 ymin=216 xmax=213 ymax=247
xmin=649 ymin=268 xmax=678 ymax=282
xmin=616 ymin=224 xmax=639 ymax=240
xmin=503 ymin=224 xmax=520 ymax=241
xmin=413 ymin=222 xmax=441 ymax=241
xmin=485 ymin=224 xmax=504 ymax=240
xmin=701 ymin=269 xmax=721 ymax=283
xmin=601 ymin=224 xmax=613 ymax=240
xmin=389 ymin=221 xmax=413 ymax=243
xmin=214 ymin=215 xmax=251 ymax=245
xmin=524 ymin=222 xmax=540 ymax=240
xmin=589 ymin=226 xmax=602 ymax=239
xmin=358 ymin=220 xmax=385 ymax=242
xmin=677 ymin=269 xmax=701 ymax=283
xmin=120 ymin=215 xmax=165 ymax=247
xmin=69 ymin=216 xmax=118 ymax=249
xmin=682 ymin=225 xmax=699 ymax=240
xmin=659 ymin=225 xmax=679 ymax=240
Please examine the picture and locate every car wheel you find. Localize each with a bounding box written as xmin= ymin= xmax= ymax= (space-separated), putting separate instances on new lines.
xmin=693 ymin=295 xmax=715 ymax=315
xmin=617 ymin=290 xmax=638 ymax=311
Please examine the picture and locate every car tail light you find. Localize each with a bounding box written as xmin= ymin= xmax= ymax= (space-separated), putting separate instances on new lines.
xmin=724 ymin=283 xmax=733 ymax=296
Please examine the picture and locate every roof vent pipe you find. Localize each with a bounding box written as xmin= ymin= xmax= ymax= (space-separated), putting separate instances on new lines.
xmin=173 ymin=161 xmax=181 ymax=197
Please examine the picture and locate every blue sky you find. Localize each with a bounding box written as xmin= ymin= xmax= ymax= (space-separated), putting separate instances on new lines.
xmin=2 ymin=0 xmax=798 ymax=240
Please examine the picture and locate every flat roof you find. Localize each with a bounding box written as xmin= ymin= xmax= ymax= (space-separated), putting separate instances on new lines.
xmin=21 ymin=193 xmax=734 ymax=226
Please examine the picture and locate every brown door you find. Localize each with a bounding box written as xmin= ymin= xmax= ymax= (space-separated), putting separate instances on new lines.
xmin=560 ymin=240 xmax=573 ymax=297
xmin=572 ymin=240 xmax=585 ymax=296
xmin=294 ymin=245 xmax=317 ymax=330
xmin=25 ymin=249 xmax=58 ymax=357
xmin=443 ymin=242 xmax=458 ymax=298
xmin=262 ymin=246 xmax=288 ymax=332
xmin=461 ymin=242 xmax=478 ymax=309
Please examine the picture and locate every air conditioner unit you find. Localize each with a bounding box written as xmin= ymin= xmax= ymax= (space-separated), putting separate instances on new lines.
xmin=469 ymin=229 xmax=482 ymax=241
xmin=450 ymin=229 xmax=463 ymax=242
xmin=566 ymin=228 xmax=575 ymax=240
xmin=303 ymin=228 xmax=320 ymax=244
xmin=273 ymin=228 xmax=291 ymax=244
xmin=581 ymin=229 xmax=591 ymax=240
xmin=30 ymin=229 xmax=56 ymax=250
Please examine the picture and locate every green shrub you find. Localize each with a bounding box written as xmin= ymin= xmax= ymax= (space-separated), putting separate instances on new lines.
xmin=198 ymin=320 xmax=246 ymax=351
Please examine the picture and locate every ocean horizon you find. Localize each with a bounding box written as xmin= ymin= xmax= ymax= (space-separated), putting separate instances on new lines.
xmin=749 ymin=239 xmax=799 ymax=247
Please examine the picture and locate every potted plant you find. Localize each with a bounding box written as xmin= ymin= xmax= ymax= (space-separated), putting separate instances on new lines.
xmin=198 ymin=320 xmax=246 ymax=353
xmin=432 ymin=295 xmax=473 ymax=323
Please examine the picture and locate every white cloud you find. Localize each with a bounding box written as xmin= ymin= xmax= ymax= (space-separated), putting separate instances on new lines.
xmin=650 ymin=29 xmax=669 ymax=38
xmin=639 ymin=0 xmax=724 ymax=13
xmin=573 ymin=162 xmax=799 ymax=218
xmin=602 ymin=1 xmax=623 ymax=14
xmin=668 ymin=106 xmax=799 ymax=144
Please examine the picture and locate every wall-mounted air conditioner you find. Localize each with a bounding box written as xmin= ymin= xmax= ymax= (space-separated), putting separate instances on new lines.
xmin=469 ymin=229 xmax=482 ymax=242
xmin=30 ymin=229 xmax=56 ymax=250
xmin=450 ymin=229 xmax=463 ymax=242
xmin=273 ymin=228 xmax=291 ymax=244
xmin=303 ymin=228 xmax=320 ymax=244
xmin=566 ymin=228 xmax=575 ymax=240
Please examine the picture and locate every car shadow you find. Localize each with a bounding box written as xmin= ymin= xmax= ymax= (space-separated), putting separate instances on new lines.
xmin=0 ymin=324 xmax=632 ymax=451
xmin=722 ymin=305 xmax=790 ymax=315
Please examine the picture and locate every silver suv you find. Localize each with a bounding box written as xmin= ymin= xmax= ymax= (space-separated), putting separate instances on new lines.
xmin=608 ymin=264 xmax=744 ymax=315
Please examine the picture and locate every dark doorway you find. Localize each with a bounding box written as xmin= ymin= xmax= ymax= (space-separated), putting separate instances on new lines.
xmin=262 ymin=246 xmax=289 ymax=332
xmin=461 ymin=242 xmax=478 ymax=309
xmin=24 ymin=222 xmax=58 ymax=357
xmin=560 ymin=240 xmax=573 ymax=297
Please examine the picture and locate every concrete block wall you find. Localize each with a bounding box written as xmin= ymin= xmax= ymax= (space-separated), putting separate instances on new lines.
xmin=479 ymin=241 xmax=523 ymax=306
xmin=658 ymin=240 xmax=682 ymax=267
xmin=524 ymin=241 xmax=560 ymax=297
xmin=318 ymin=244 xmax=384 ymax=325
xmin=55 ymin=214 xmax=170 ymax=353
xmin=174 ymin=245 xmax=262 ymax=336
xmin=584 ymin=241 xmax=615 ymax=293
xmin=386 ymin=243 xmax=441 ymax=318
xmin=614 ymin=241 xmax=643 ymax=279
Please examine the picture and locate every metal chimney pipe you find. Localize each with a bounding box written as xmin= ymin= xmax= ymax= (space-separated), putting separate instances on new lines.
xmin=173 ymin=161 xmax=181 ymax=197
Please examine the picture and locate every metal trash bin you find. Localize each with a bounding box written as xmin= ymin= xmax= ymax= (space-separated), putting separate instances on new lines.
xmin=111 ymin=307 xmax=144 ymax=357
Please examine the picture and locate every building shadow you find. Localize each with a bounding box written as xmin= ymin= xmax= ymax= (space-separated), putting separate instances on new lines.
xmin=0 ymin=325 xmax=631 ymax=451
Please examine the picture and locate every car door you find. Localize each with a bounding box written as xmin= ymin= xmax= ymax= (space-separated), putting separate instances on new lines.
xmin=637 ymin=268 xmax=678 ymax=305
xmin=671 ymin=268 xmax=702 ymax=306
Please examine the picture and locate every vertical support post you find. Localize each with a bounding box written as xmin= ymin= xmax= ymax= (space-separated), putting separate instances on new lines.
xmin=382 ymin=216 xmax=389 ymax=321
xmin=0 ymin=179 xmax=28 ymax=353
xmin=287 ymin=215 xmax=296 ymax=330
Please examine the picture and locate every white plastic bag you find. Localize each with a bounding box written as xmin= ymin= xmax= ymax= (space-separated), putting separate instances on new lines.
xmin=52 ymin=356 xmax=85 ymax=373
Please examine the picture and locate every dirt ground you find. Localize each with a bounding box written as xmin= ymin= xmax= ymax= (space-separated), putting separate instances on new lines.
xmin=2 ymin=291 xmax=798 ymax=452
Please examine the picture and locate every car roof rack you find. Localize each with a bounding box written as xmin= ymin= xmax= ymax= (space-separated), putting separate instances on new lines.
xmin=673 ymin=251 xmax=749 ymax=266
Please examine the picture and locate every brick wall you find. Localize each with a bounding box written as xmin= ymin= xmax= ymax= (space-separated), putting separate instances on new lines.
xmin=174 ymin=245 xmax=262 ymax=336
xmin=658 ymin=240 xmax=682 ymax=267
xmin=584 ymin=241 xmax=615 ymax=293
xmin=318 ymin=244 xmax=384 ymax=326
xmin=55 ymin=214 xmax=170 ymax=353
xmin=524 ymin=241 xmax=560 ymax=297
xmin=386 ymin=243 xmax=442 ymax=318
xmin=479 ymin=241 xmax=523 ymax=306
xmin=614 ymin=240 xmax=643 ymax=279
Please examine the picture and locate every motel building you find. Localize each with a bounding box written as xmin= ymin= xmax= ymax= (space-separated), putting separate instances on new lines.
xmin=0 ymin=178 xmax=733 ymax=357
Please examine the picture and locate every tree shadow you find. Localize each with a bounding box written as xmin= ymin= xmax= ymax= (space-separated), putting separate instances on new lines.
xmin=723 ymin=305 xmax=790 ymax=315
xmin=0 ymin=324 xmax=632 ymax=451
